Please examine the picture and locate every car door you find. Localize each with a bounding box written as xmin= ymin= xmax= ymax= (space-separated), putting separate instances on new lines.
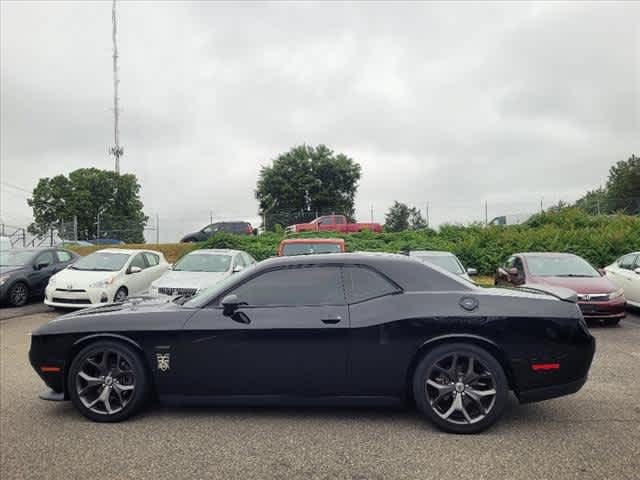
xmin=613 ymin=254 xmax=640 ymax=303
xmin=124 ymin=252 xmax=149 ymax=294
xmin=142 ymin=252 xmax=167 ymax=283
xmin=29 ymin=250 xmax=59 ymax=294
xmin=180 ymin=265 xmax=349 ymax=396
xmin=317 ymin=216 xmax=335 ymax=232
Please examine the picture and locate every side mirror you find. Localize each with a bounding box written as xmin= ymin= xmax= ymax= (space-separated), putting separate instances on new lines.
xmin=635 ymin=267 xmax=640 ymax=275
xmin=221 ymin=294 xmax=241 ymax=315
xmin=597 ymin=268 xmax=606 ymax=276
xmin=507 ymin=267 xmax=519 ymax=276
xmin=128 ymin=266 xmax=142 ymax=274
xmin=232 ymin=265 xmax=244 ymax=273
xmin=35 ymin=263 xmax=49 ymax=270
xmin=466 ymin=268 xmax=478 ymax=276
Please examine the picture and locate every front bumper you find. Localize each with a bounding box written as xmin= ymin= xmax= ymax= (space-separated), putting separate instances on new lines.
xmin=578 ymin=297 xmax=626 ymax=319
xmin=44 ymin=284 xmax=113 ymax=308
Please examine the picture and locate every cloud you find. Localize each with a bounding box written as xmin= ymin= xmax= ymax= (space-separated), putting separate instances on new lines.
xmin=1 ymin=1 xmax=637 ymax=239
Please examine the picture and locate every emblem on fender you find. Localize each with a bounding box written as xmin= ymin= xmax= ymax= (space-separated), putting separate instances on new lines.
xmin=156 ymin=353 xmax=170 ymax=371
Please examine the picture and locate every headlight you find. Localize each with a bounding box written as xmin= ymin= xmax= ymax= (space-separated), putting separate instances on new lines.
xmin=89 ymin=277 xmax=115 ymax=288
xmin=609 ymin=288 xmax=624 ymax=300
xmin=0 ymin=275 xmax=8 ymax=286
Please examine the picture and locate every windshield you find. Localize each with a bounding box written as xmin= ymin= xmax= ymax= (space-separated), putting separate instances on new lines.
xmin=182 ymin=263 xmax=257 ymax=307
xmin=415 ymin=255 xmax=464 ymax=274
xmin=527 ymin=255 xmax=600 ymax=277
xmin=0 ymin=250 xmax=35 ymax=267
xmin=70 ymin=252 xmax=130 ymax=271
xmin=174 ymin=253 xmax=231 ymax=272
xmin=282 ymin=243 xmax=342 ymax=256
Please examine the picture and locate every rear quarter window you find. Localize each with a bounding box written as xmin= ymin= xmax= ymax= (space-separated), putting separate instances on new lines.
xmin=343 ymin=266 xmax=399 ymax=303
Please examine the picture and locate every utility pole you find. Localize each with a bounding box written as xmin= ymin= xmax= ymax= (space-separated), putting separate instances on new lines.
xmin=370 ymin=204 xmax=374 ymax=224
xmin=210 ymin=210 xmax=213 ymax=225
xmin=73 ymin=215 xmax=78 ymax=241
xmin=156 ymin=213 xmax=160 ymax=245
xmin=540 ymin=197 xmax=544 ymax=214
xmin=109 ymin=0 xmax=123 ymax=173
xmin=484 ymin=200 xmax=488 ymax=225
xmin=425 ymin=202 xmax=430 ymax=228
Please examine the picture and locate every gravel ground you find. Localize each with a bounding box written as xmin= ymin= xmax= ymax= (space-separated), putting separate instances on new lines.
xmin=1 ymin=309 xmax=639 ymax=480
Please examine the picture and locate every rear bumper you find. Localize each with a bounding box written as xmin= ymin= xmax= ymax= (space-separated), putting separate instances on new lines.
xmin=518 ymin=375 xmax=588 ymax=403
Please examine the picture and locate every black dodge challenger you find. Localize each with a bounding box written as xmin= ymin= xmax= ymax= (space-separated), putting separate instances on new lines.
xmin=30 ymin=253 xmax=595 ymax=433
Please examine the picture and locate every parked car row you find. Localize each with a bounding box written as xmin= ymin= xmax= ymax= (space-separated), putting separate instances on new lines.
xmin=2 ymin=244 xmax=639 ymax=318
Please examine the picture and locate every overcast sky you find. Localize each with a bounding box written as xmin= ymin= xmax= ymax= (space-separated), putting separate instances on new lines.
xmin=1 ymin=1 xmax=638 ymax=241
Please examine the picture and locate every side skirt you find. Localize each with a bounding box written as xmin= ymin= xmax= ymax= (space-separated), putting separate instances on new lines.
xmin=159 ymin=394 xmax=404 ymax=408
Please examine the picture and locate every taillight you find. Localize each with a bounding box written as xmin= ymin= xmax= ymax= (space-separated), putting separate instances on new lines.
xmin=531 ymin=363 xmax=560 ymax=371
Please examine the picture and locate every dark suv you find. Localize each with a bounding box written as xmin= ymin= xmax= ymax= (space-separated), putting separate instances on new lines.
xmin=180 ymin=222 xmax=254 ymax=242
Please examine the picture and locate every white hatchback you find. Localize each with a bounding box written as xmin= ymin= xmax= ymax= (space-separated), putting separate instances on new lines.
xmin=45 ymin=248 xmax=169 ymax=308
xmin=605 ymin=252 xmax=640 ymax=308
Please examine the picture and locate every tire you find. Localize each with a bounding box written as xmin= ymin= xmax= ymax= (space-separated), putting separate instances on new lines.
xmin=413 ymin=343 xmax=508 ymax=434
xmin=67 ymin=340 xmax=150 ymax=422
xmin=114 ymin=287 xmax=128 ymax=303
xmin=604 ymin=318 xmax=621 ymax=327
xmin=7 ymin=281 xmax=29 ymax=307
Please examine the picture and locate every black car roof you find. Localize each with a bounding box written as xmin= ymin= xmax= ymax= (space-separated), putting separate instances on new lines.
xmin=256 ymin=253 xmax=474 ymax=292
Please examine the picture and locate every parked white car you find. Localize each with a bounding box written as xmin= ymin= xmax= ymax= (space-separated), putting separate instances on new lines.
xmin=149 ymin=249 xmax=255 ymax=297
xmin=45 ymin=248 xmax=169 ymax=308
xmin=407 ymin=250 xmax=477 ymax=282
xmin=605 ymin=252 xmax=640 ymax=308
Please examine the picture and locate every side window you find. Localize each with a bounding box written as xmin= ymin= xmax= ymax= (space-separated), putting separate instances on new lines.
xmin=504 ymin=257 xmax=516 ymax=269
xmin=619 ymin=254 xmax=638 ymax=270
xmin=514 ymin=258 xmax=524 ymax=275
xmin=335 ymin=216 xmax=346 ymax=224
xmin=35 ymin=251 xmax=55 ymax=267
xmin=143 ymin=252 xmax=159 ymax=266
xmin=242 ymin=252 xmax=255 ymax=265
xmin=56 ymin=250 xmax=73 ymax=263
xmin=343 ymin=266 xmax=399 ymax=304
xmin=130 ymin=253 xmax=147 ymax=270
xmin=230 ymin=266 xmax=344 ymax=306
xmin=318 ymin=217 xmax=333 ymax=225
xmin=233 ymin=254 xmax=245 ymax=269
xmin=202 ymin=225 xmax=214 ymax=234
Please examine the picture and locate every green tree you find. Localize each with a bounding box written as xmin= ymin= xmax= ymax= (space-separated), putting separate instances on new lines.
xmin=28 ymin=168 xmax=148 ymax=243
xmin=605 ymin=155 xmax=640 ymax=214
xmin=255 ymin=145 xmax=361 ymax=229
xmin=409 ymin=207 xmax=427 ymax=229
xmin=574 ymin=155 xmax=639 ymax=215
xmin=384 ymin=201 xmax=411 ymax=232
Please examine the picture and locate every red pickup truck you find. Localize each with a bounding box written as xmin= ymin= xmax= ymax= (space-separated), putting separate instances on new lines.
xmin=286 ymin=214 xmax=382 ymax=233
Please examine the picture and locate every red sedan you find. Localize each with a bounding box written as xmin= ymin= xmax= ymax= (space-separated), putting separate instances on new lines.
xmin=495 ymin=252 xmax=626 ymax=325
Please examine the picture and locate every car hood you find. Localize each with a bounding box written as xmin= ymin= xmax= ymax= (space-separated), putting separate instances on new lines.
xmin=0 ymin=266 xmax=27 ymax=276
xmin=152 ymin=270 xmax=230 ymax=290
xmin=50 ymin=268 xmax=119 ymax=286
xmin=528 ymin=275 xmax=617 ymax=294
xmin=33 ymin=295 xmax=195 ymax=336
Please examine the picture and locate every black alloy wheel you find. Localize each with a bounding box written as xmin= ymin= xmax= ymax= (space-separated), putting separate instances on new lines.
xmin=8 ymin=282 xmax=29 ymax=307
xmin=413 ymin=343 xmax=508 ymax=434
xmin=68 ymin=341 xmax=150 ymax=422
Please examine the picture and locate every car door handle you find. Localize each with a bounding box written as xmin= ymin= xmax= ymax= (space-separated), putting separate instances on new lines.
xmin=322 ymin=316 xmax=342 ymax=324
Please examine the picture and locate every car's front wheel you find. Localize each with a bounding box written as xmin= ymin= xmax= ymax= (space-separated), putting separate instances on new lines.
xmin=113 ymin=287 xmax=128 ymax=303
xmin=413 ymin=343 xmax=508 ymax=434
xmin=67 ymin=341 xmax=150 ymax=422
xmin=7 ymin=281 xmax=29 ymax=307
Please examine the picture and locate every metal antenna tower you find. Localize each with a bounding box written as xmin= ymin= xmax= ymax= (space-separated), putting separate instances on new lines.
xmin=109 ymin=0 xmax=123 ymax=173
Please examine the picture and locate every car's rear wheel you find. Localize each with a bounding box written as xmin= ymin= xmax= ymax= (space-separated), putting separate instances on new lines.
xmin=67 ymin=341 xmax=150 ymax=422
xmin=7 ymin=281 xmax=29 ymax=307
xmin=413 ymin=343 xmax=508 ymax=434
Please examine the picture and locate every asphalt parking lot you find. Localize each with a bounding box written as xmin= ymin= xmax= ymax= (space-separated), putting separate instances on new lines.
xmin=1 ymin=308 xmax=639 ymax=480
